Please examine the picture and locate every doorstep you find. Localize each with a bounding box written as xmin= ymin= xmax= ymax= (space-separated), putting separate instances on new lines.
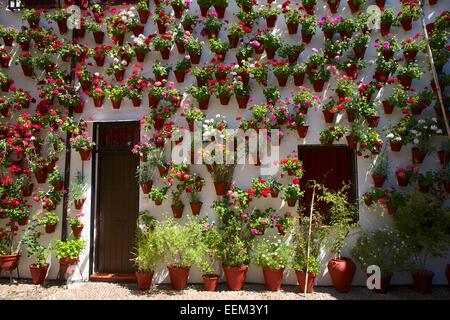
xmin=90 ymin=273 xmax=137 ymax=283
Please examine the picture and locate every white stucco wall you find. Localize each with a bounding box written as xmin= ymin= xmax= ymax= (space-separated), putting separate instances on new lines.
xmin=1 ymin=0 xmax=449 ymax=286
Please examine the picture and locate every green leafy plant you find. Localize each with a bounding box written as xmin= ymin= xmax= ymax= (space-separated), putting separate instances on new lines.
xmin=37 ymin=212 xmax=59 ymax=227
xmin=21 ymin=221 xmax=51 ymax=268
xmin=70 ymin=173 xmax=88 ymax=203
xmin=251 ymin=237 xmax=293 ymax=270
xmin=131 ymin=215 xmax=163 ymax=273
xmin=282 ymin=184 xmax=304 ymax=201
xmin=54 ymin=239 xmax=86 ymax=260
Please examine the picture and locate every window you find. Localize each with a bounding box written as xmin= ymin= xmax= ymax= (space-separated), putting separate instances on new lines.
xmin=297 ymin=145 xmax=357 ymax=224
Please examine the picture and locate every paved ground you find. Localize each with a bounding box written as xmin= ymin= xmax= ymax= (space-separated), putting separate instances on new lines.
xmin=1 ymin=280 xmax=449 ymax=300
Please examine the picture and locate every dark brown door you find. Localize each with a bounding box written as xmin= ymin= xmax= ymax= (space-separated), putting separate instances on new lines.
xmin=95 ymin=122 xmax=140 ymax=274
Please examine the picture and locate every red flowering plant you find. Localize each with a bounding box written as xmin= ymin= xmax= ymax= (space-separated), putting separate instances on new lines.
xmin=145 ymin=103 xmax=178 ymax=130
xmin=209 ymin=78 xmax=235 ymax=99
xmin=106 ymin=10 xmax=130 ymax=39
xmin=323 ymin=98 xmax=346 ymax=114
xmin=88 ymin=45 xmax=112 ymax=61
xmin=374 ymin=37 xmax=401 ymax=59
xmin=357 ymin=80 xmax=383 ymax=100
xmin=37 ymin=187 xmax=64 ymax=211
xmin=251 ymin=178 xmax=272 ymax=198
xmin=70 ymin=131 xmax=95 ymax=153
xmin=0 ymin=48 xmax=11 ymax=68
xmin=248 ymin=208 xmax=275 ymax=235
xmin=280 ymin=155 xmax=304 ymax=177
xmin=357 ymin=128 xmax=383 ymax=157
xmin=274 ymin=212 xmax=296 ymax=235
xmin=124 ymin=65 xmax=148 ymax=101
xmin=89 ymin=74 xmax=108 ymax=98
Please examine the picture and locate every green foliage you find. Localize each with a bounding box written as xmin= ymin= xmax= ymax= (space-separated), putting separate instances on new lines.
xmin=250 ymin=236 xmax=293 ymax=270
xmin=70 ymin=173 xmax=88 ymax=202
xmin=38 ymin=211 xmax=59 ymax=227
xmin=393 ymin=191 xmax=450 ymax=270
xmin=21 ymin=220 xmax=50 ymax=267
xmin=196 ymin=219 xmax=222 ymax=274
xmin=54 ymin=239 xmax=86 ymax=260
xmin=131 ymin=215 xmax=163 ymax=273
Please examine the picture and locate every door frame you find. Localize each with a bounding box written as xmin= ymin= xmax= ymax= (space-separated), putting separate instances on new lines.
xmin=88 ymin=121 xmax=140 ymax=276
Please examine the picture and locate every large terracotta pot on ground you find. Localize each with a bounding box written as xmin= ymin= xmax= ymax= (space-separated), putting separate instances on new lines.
xmin=412 ymin=270 xmax=434 ymax=293
xmin=295 ymin=271 xmax=316 ymax=293
xmin=327 ymin=257 xmax=356 ymax=293
xmin=136 ymin=271 xmax=153 ymax=291
xmin=262 ymin=267 xmax=284 ymax=291
xmin=203 ymin=274 xmax=220 ymax=291
xmin=223 ymin=266 xmax=248 ymax=291
xmin=29 ymin=264 xmax=49 ymax=285
xmin=167 ymin=265 xmax=190 ymax=290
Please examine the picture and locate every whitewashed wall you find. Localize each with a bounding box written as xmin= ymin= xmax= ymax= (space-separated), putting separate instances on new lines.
xmin=1 ymin=0 xmax=449 ymax=286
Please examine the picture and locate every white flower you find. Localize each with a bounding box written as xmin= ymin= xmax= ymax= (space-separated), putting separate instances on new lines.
xmin=430 ymin=125 xmax=438 ymax=131
xmin=413 ymin=138 xmax=419 ymax=144
xmin=437 ymin=129 xmax=443 ymax=134
xmin=121 ymin=60 xmax=128 ymax=66
xmin=386 ymin=133 xmax=394 ymax=139
xmin=418 ymin=119 xmax=425 ymax=124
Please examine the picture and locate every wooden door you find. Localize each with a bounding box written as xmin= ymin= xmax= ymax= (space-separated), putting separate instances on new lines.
xmin=95 ymin=122 xmax=140 ymax=274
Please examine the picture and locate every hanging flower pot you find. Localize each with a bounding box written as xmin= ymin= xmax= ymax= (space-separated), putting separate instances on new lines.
xmin=374 ymin=71 xmax=388 ymax=83
xmin=382 ymin=100 xmax=394 ymax=114
xmin=287 ymin=199 xmax=297 ymax=207
xmin=347 ymin=0 xmax=360 ymax=13
xmin=158 ymin=165 xmax=168 ymax=177
xmin=171 ymin=205 xmax=184 ymax=219
xmin=159 ymin=48 xmax=170 ymax=60
xmin=227 ymin=34 xmax=239 ymax=48
xmin=199 ymin=5 xmax=210 ymax=17
xmin=271 ymin=189 xmax=279 ymax=198
xmin=213 ymin=5 xmax=226 ymax=18
xmin=114 ymin=70 xmax=125 ymax=82
xmin=286 ymin=22 xmax=299 ymax=34
xmin=132 ymin=25 xmax=145 ymax=37
xmin=219 ymin=93 xmax=231 ymax=105
xmin=372 ymin=175 xmax=386 ymax=188
xmin=80 ymin=150 xmax=92 ymax=161
xmin=0 ymin=254 xmax=21 ymax=272
xmin=92 ymin=95 xmax=105 ymax=108
xmin=313 ymin=79 xmax=325 ymax=92
xmin=21 ymin=64 xmax=33 ymax=77
xmin=190 ymin=52 xmax=201 ymax=64
xmin=136 ymin=271 xmax=153 ymax=291
xmin=131 ymin=97 xmax=142 ymax=107
xmin=412 ymin=270 xmax=434 ymax=293
xmin=93 ymin=31 xmax=104 ymax=44
xmin=112 ymin=33 xmax=125 ymax=46
xmin=262 ymin=267 xmax=284 ymax=291
xmin=327 ymin=0 xmax=340 ymax=13
xmin=266 ymin=15 xmax=277 ymax=28
xmin=2 ymin=36 xmax=13 ymax=47
xmin=345 ymin=65 xmax=358 ymax=79
xmin=73 ymin=100 xmax=85 ymax=114
xmin=404 ymin=50 xmax=418 ymax=62
xmin=135 ymin=50 xmax=147 ymax=62
xmin=148 ymin=94 xmax=160 ymax=109
xmin=236 ymin=95 xmax=249 ymax=109
xmin=74 ymin=198 xmax=86 ymax=210
xmin=174 ymin=70 xmax=186 ymax=83
xmin=45 ymin=223 xmax=57 ymax=234
xmin=214 ymin=182 xmax=227 ymax=196
xmin=375 ymin=0 xmax=386 ymax=9
xmin=322 ymin=110 xmax=336 ymax=123
xmin=400 ymin=18 xmax=413 ymax=31
xmin=301 ymin=32 xmax=313 ymax=44
xmin=396 ymin=173 xmax=409 ymax=188
xmin=390 ymin=141 xmax=402 ymax=152
xmin=154 ymin=117 xmax=165 ymax=130
xmin=293 ymin=73 xmax=305 ymax=86
xmin=265 ymin=47 xmax=276 ymax=59
xmin=296 ymin=125 xmax=309 ymax=138
xmin=367 ymin=116 xmax=380 ymax=128
xmin=18 ymin=217 xmax=29 ymax=226
xmin=275 ymin=75 xmax=288 ymax=87
xmin=22 ymin=183 xmax=34 ymax=197
xmin=140 ymin=182 xmax=152 ymax=194
xmin=138 ymin=10 xmax=150 ymax=24
xmin=167 ymin=265 xmax=190 ymax=290
xmin=346 ymin=135 xmax=358 ymax=150
xmin=190 ymin=202 xmax=202 ymax=216
xmin=71 ymin=225 xmax=83 ymax=238
xmin=59 ymin=257 xmax=78 ymax=274
xmin=111 ymin=98 xmax=122 ymax=110
xmin=35 ymin=171 xmax=48 ymax=184
xmin=438 ymin=150 xmax=450 ymax=165
xmin=327 ymin=257 xmax=356 ymax=293
xmin=382 ymin=50 xmax=394 ymax=60
xmin=223 ymin=266 xmax=248 ymax=291
xmin=56 ymin=20 xmax=68 ymax=34
xmin=203 ymin=274 xmax=219 ymax=291
xmin=412 ymin=147 xmax=427 ymax=164
xmin=29 ymin=264 xmax=49 ymax=285
xmin=295 ymin=271 xmax=316 ymax=293
xmin=52 ymin=180 xmax=64 ymax=192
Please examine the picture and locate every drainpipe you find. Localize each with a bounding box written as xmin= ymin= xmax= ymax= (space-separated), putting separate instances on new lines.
xmin=419 ymin=0 xmax=450 ymax=139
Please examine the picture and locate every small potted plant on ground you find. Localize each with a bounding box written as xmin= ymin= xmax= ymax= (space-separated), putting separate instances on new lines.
xmin=352 ymin=227 xmax=411 ymax=294
xmin=393 ymin=191 xmax=450 ymax=293
xmin=131 ymin=215 xmax=163 ymax=290
xmin=38 ymin=212 xmax=59 ymax=234
xmin=54 ymin=239 xmax=86 ymax=274
xmin=251 ymin=237 xmax=293 ymax=291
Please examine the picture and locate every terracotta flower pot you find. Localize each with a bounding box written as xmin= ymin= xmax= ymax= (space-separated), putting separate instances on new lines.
xmin=168 ymin=265 xmax=190 ymax=290
xmin=287 ymin=199 xmax=297 ymax=207
xmin=237 ymin=96 xmax=249 ymax=109
xmin=214 ymin=182 xmax=227 ymax=196
xmin=29 ymin=264 xmax=49 ymax=285
xmin=286 ymin=22 xmax=299 ymax=34
xmin=93 ymin=31 xmax=104 ymax=44
xmin=0 ymin=254 xmax=21 ymax=271
xmin=190 ymin=202 xmax=202 ymax=216
xmin=322 ymin=110 xmax=336 ymax=123
xmin=400 ymin=18 xmax=413 ymax=31
xmin=396 ymin=173 xmax=409 ymax=187
xmin=213 ymin=5 xmax=226 ymax=19
xmin=174 ymin=70 xmax=186 ymax=83
xmin=375 ymin=0 xmax=386 ymax=9
xmin=271 ymin=189 xmax=279 ymax=198
xmin=138 ymin=10 xmax=149 ymax=24
xmin=223 ymin=266 xmax=248 ymax=291
xmin=136 ymin=271 xmax=153 ymax=291
xmin=374 ymin=71 xmax=388 ymax=83
xmin=190 ymin=52 xmax=201 ymax=64
xmin=227 ymin=34 xmax=239 ymax=48
xmin=404 ymin=50 xmax=418 ymax=62
xmin=72 ymin=225 xmax=83 ymax=238
xmin=313 ymin=80 xmax=325 ymax=92
xmin=327 ymin=0 xmax=340 ymax=13
xmin=135 ymin=50 xmax=147 ymax=62
xmin=293 ymin=73 xmax=305 ymax=86
xmin=296 ymin=125 xmax=309 ymax=138
xmin=367 ymin=116 xmax=380 ymax=128
xmin=22 ymin=183 xmax=34 ymax=197
xmin=171 ymin=206 xmax=184 ymax=219
xmin=203 ymin=274 xmax=219 ymax=291
xmin=199 ymin=5 xmax=210 ymax=17
xmin=21 ymin=64 xmax=33 ymax=77
xmin=346 ymin=135 xmax=358 ymax=150
xmin=265 ymin=47 xmax=276 ymax=59
xmin=372 ymin=175 xmax=386 ymax=188
xmin=57 ymin=19 xmax=68 ymax=34
xmin=275 ymin=75 xmax=288 ymax=87
xmin=367 ymin=272 xmax=392 ymax=294
xmin=59 ymin=257 xmax=78 ymax=274
xmin=397 ymin=75 xmax=412 ymax=89
xmin=327 ymin=257 xmax=356 ymax=293
xmin=301 ymin=32 xmax=313 ymax=44
xmin=266 ymin=15 xmax=277 ymax=28
xmin=295 ymin=271 xmax=316 ymax=293
xmin=141 ymin=182 xmax=152 ymax=194
xmin=35 ymin=171 xmax=48 ymax=184
xmin=262 ymin=267 xmax=284 ymax=291
xmin=390 ymin=141 xmax=402 ymax=152
xmin=382 ymin=100 xmax=394 ymax=114
xmin=438 ymin=150 xmax=450 ymax=165
xmin=412 ymin=270 xmax=434 ymax=293
xmin=74 ymin=198 xmax=86 ymax=210
xmin=345 ymin=65 xmax=358 ymax=79
xmin=412 ymin=147 xmax=427 ymax=164
xmin=45 ymin=224 xmax=57 ymax=234
xmin=160 ymin=48 xmax=170 ymax=60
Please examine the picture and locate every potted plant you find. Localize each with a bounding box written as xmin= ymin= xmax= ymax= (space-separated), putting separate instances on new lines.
xmin=322 ymin=100 xmax=345 ymax=124
xmin=198 ymin=0 xmax=212 ymax=17
xmin=153 ymin=33 xmax=173 ymax=60
xmin=16 ymin=51 xmax=34 ymax=77
xmin=212 ymin=0 xmax=228 ymax=18
xmin=131 ymin=214 xmax=163 ymax=290
xmin=260 ymin=5 xmax=281 ymax=28
xmin=393 ymin=191 xmax=450 ymax=293
xmin=335 ymin=77 xmax=357 ymax=100
xmin=174 ymin=56 xmax=192 ymax=83
xmin=320 ymin=183 xmax=359 ymax=293
xmin=209 ymin=164 xmax=235 ymax=195
xmin=283 ymin=5 xmax=301 ymax=34
xmin=105 ymin=85 xmax=126 ymax=109
xmin=136 ymin=0 xmax=150 ymax=23
xmin=300 ymin=14 xmax=317 ymax=44
xmin=277 ymin=44 xmax=304 ymax=64
xmin=54 ymin=239 xmax=86 ymax=274
xmin=46 ymin=8 xmax=70 ymax=34
xmin=0 ymin=26 xmax=16 ymax=47
xmin=380 ymin=8 xmax=398 ymax=36
xmin=203 ymin=13 xmax=223 ymax=38
xmin=154 ymin=218 xmax=202 ymax=290
xmin=37 ymin=211 xmax=59 ymax=234
xmin=84 ymin=19 xmax=105 ymax=44
xmin=131 ymin=34 xmax=151 ymax=62
xmin=251 ymin=237 xmax=293 ymax=291
xmin=197 ymin=220 xmax=222 ymax=291
xmin=181 ymin=13 xmax=198 ymax=32
xmin=401 ymin=36 xmax=425 ymax=62
xmin=398 ymin=2 xmax=420 ymax=31
xmin=149 ymin=185 xmax=170 ymax=205
xmin=22 ymin=8 xmax=41 ymax=29
xmin=307 ymin=68 xmax=331 ymax=92
xmin=187 ymin=86 xmax=210 ymax=110
xmin=136 ymin=164 xmax=153 ymax=194
xmin=185 ymin=37 xmax=203 ymax=64
xmin=259 ymin=33 xmax=281 ymax=59
xmin=397 ymin=62 xmax=423 ymax=89
xmin=352 ymin=228 xmax=411 ymax=293
xmin=70 ymin=173 xmax=88 ymax=210
xmin=282 ymin=184 xmax=304 ymax=207
xmin=374 ymin=37 xmax=400 ymax=60
xmin=48 ymin=170 xmax=63 ymax=192
xmin=319 ymin=127 xmax=346 ymax=145
xmin=292 ymin=215 xmax=325 ymax=293
xmin=370 ymin=153 xmax=389 ymax=188
xmin=192 ymin=66 xmax=213 ymax=86
xmin=70 ymin=132 xmax=95 ymax=161
xmin=374 ymin=57 xmax=397 ymax=83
